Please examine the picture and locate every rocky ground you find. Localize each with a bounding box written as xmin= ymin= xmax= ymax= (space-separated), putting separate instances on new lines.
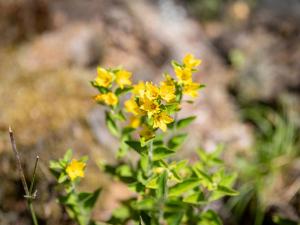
xmin=0 ymin=0 xmax=299 ymax=224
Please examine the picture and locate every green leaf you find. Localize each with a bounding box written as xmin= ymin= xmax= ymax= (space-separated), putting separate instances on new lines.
xmin=169 ymin=179 xmax=200 ymax=197
xmin=199 ymin=210 xmax=222 ymax=225
xmin=116 ymin=165 xmax=133 ymax=177
xmin=273 ymin=215 xmax=300 ymax=225
xmin=105 ymin=112 xmax=119 ymax=137
xmin=115 ymin=87 xmax=133 ymax=96
xmin=217 ymin=185 xmax=239 ymax=196
xmin=125 ymin=140 xmax=147 ymax=154
xmin=209 ymin=185 xmax=239 ymax=202
xmin=167 ymin=133 xmax=188 ymax=149
xmin=153 ymin=147 xmax=175 ymax=161
xmin=165 ymin=212 xmax=184 ymax=225
xmin=78 ymin=188 xmax=101 ymax=211
xmin=58 ymin=173 xmax=68 ymax=183
xmin=145 ymin=175 xmax=159 ymax=189
xmin=49 ymin=160 xmax=63 ymax=171
xmin=156 ymin=171 xmax=168 ymax=199
xmin=63 ymin=149 xmax=73 ymax=162
xmin=176 ymin=116 xmax=196 ymax=129
xmin=132 ymin=197 xmax=155 ymax=210
xmin=193 ymin=167 xmax=213 ymax=184
xmin=183 ymin=192 xmax=206 ymax=205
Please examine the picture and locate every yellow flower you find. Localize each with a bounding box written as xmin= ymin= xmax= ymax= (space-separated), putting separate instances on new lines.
xmin=133 ymin=81 xmax=146 ymax=97
xmin=116 ymin=69 xmax=132 ymax=89
xmin=139 ymin=96 xmax=160 ymax=117
xmin=183 ymin=82 xmax=200 ymax=98
xmin=145 ymin=82 xmax=160 ymax=100
xmin=160 ymin=76 xmax=176 ymax=102
xmin=153 ymin=112 xmax=174 ymax=132
xmin=124 ymin=97 xmax=140 ymax=115
xmin=139 ymin=125 xmax=155 ymax=141
xmin=94 ymin=92 xmax=118 ymax=106
xmin=174 ymin=66 xmax=192 ymax=84
xmin=183 ymin=53 xmax=202 ymax=68
xmin=95 ymin=67 xmax=113 ymax=88
xmin=66 ymin=159 xmax=86 ymax=181
xmin=129 ymin=116 xmax=140 ymax=128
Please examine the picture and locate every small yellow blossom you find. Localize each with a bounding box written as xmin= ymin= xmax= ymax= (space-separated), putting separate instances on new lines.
xmin=139 ymin=96 xmax=160 ymax=117
xmin=124 ymin=97 xmax=140 ymax=115
xmin=66 ymin=159 xmax=86 ymax=181
xmin=183 ymin=82 xmax=200 ymax=98
xmin=183 ymin=53 xmax=202 ymax=68
xmin=174 ymin=66 xmax=192 ymax=84
xmin=116 ymin=69 xmax=132 ymax=89
xmin=145 ymin=82 xmax=160 ymax=100
xmin=95 ymin=67 xmax=113 ymax=88
xmin=139 ymin=125 xmax=155 ymax=141
xmin=133 ymin=81 xmax=146 ymax=97
xmin=129 ymin=116 xmax=140 ymax=128
xmin=160 ymin=76 xmax=176 ymax=102
xmin=153 ymin=112 xmax=174 ymax=132
xmin=94 ymin=92 xmax=118 ymax=106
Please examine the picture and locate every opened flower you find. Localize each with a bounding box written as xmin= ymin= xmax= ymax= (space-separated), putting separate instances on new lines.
xmin=116 ymin=69 xmax=132 ymax=89
xmin=183 ymin=82 xmax=200 ymax=98
xmin=153 ymin=111 xmax=174 ymax=132
xmin=139 ymin=96 xmax=160 ymax=117
xmin=145 ymin=82 xmax=160 ymax=100
xmin=94 ymin=67 xmax=113 ymax=88
xmin=66 ymin=159 xmax=86 ymax=181
xmin=160 ymin=76 xmax=176 ymax=102
xmin=129 ymin=115 xmax=140 ymax=128
xmin=174 ymin=66 xmax=192 ymax=84
xmin=133 ymin=81 xmax=146 ymax=97
xmin=94 ymin=92 xmax=118 ymax=106
xmin=183 ymin=53 xmax=202 ymax=69
xmin=125 ymin=97 xmax=140 ymax=115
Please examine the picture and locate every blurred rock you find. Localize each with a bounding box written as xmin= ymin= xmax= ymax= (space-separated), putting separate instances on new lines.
xmin=18 ymin=23 xmax=103 ymax=71
xmin=0 ymin=0 xmax=51 ymax=46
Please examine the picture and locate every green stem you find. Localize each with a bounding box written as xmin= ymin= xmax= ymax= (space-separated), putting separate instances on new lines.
xmin=28 ymin=200 xmax=38 ymax=225
xmin=148 ymin=140 xmax=153 ymax=176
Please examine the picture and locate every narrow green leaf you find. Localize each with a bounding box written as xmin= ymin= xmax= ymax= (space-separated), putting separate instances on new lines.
xmin=199 ymin=210 xmax=222 ymax=225
xmin=132 ymin=197 xmax=155 ymax=210
xmin=167 ymin=133 xmax=188 ymax=149
xmin=58 ymin=173 xmax=68 ymax=183
xmin=78 ymin=188 xmax=101 ymax=211
xmin=153 ymin=147 xmax=175 ymax=161
xmin=125 ymin=140 xmax=147 ymax=154
xmin=183 ymin=192 xmax=206 ymax=205
xmin=105 ymin=112 xmax=119 ymax=137
xmin=63 ymin=149 xmax=73 ymax=162
xmin=157 ymin=171 xmax=168 ymax=199
xmin=217 ymin=185 xmax=239 ymax=196
xmin=169 ymin=179 xmax=200 ymax=197
xmin=176 ymin=116 xmax=196 ymax=129
xmin=115 ymin=87 xmax=133 ymax=96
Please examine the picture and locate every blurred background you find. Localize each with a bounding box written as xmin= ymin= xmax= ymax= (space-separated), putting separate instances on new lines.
xmin=0 ymin=0 xmax=299 ymax=224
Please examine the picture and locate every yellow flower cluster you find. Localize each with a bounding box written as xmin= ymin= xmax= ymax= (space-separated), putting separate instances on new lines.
xmin=93 ymin=67 xmax=132 ymax=106
xmin=66 ymin=159 xmax=86 ymax=181
xmin=173 ymin=53 xmax=202 ymax=98
xmin=125 ymin=78 xmax=175 ymax=132
xmin=92 ymin=53 xmax=202 ymax=136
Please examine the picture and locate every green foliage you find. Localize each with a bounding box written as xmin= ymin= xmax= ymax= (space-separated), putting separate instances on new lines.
xmin=51 ymin=55 xmax=238 ymax=225
xmin=49 ymin=149 xmax=101 ymax=225
xmin=228 ymin=105 xmax=300 ymax=225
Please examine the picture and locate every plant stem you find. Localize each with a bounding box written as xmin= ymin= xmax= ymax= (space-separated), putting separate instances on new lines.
xmin=28 ymin=200 xmax=39 ymax=225
xmin=9 ymin=127 xmax=39 ymax=225
xmin=148 ymin=140 xmax=153 ymax=176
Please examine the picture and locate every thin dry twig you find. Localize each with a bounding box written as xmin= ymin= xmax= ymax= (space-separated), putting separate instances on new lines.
xmin=9 ymin=126 xmax=30 ymax=196
xmin=9 ymin=126 xmax=39 ymax=225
